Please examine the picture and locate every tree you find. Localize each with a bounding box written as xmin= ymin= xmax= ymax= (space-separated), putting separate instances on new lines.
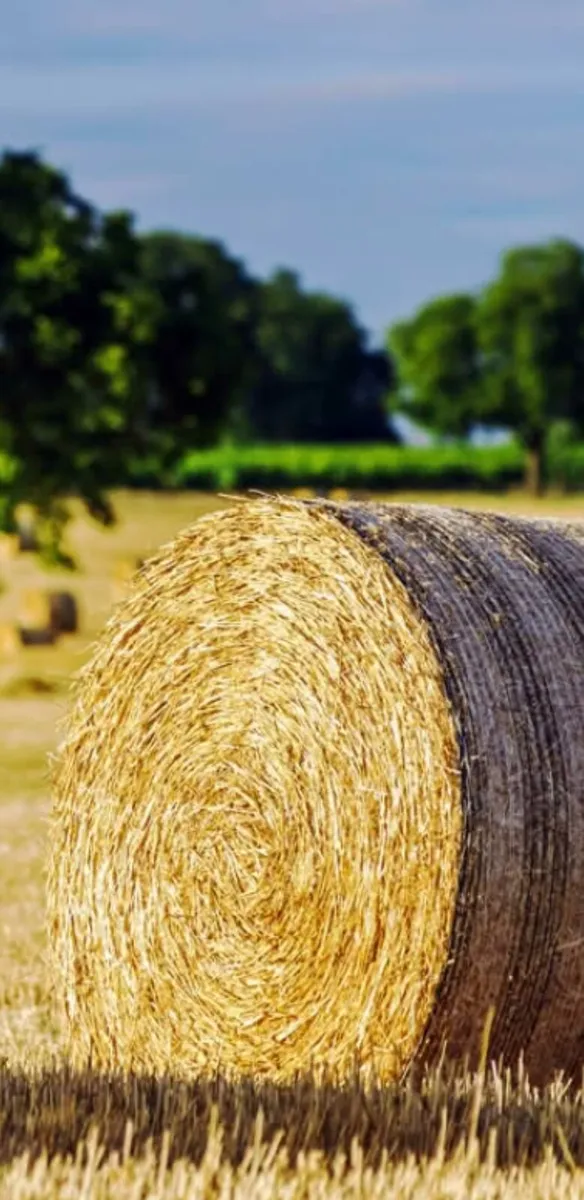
xmin=249 ymin=269 xmax=394 ymax=442
xmin=475 ymin=239 xmax=584 ymax=494
xmin=0 ymin=150 xmax=155 ymax=560
xmin=387 ymin=293 xmax=482 ymax=439
xmin=139 ymin=232 xmax=259 ymax=451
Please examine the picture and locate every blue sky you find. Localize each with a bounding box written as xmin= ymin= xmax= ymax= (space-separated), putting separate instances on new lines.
xmin=3 ymin=0 xmax=584 ymax=343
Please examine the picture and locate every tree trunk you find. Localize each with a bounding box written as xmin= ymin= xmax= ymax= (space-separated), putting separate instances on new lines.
xmin=524 ymin=433 xmax=546 ymax=497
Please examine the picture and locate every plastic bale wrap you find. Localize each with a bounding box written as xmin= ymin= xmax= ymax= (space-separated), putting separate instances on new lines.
xmin=48 ymin=500 xmax=584 ymax=1086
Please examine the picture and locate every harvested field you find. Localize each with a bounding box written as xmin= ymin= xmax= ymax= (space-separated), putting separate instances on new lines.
xmin=0 ymin=1064 xmax=583 ymax=1197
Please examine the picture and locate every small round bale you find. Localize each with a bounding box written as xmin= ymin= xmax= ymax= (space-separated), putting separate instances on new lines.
xmin=48 ymin=500 xmax=584 ymax=1086
xmin=17 ymin=590 xmax=57 ymax=646
xmin=48 ymin=591 xmax=79 ymax=636
xmin=0 ymin=623 xmax=20 ymax=658
xmin=18 ymin=589 xmax=78 ymax=642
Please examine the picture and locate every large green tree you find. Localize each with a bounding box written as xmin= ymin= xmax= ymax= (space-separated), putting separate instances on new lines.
xmin=139 ymin=231 xmax=259 ymax=450
xmin=0 ymin=150 xmax=155 ymax=558
xmin=388 ymin=243 xmax=584 ymax=494
xmin=387 ymin=293 xmax=482 ymax=439
xmin=476 ymin=239 xmax=584 ymax=494
xmin=249 ymin=269 xmax=394 ymax=442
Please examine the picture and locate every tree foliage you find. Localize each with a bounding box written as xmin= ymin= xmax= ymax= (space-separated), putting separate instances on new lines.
xmin=388 ymin=294 xmax=481 ymax=439
xmin=249 ymin=269 xmax=393 ymax=442
xmin=5 ymin=144 xmax=584 ymax=524
xmin=475 ymin=240 xmax=584 ymax=491
xmin=0 ymin=153 xmax=396 ymax=552
xmin=0 ymin=150 xmax=156 ymax=552
xmin=387 ymin=240 xmax=584 ymax=492
xmin=140 ymin=232 xmax=259 ymax=449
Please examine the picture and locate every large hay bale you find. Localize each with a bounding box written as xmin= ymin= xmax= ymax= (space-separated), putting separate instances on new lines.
xmin=48 ymin=500 xmax=584 ymax=1085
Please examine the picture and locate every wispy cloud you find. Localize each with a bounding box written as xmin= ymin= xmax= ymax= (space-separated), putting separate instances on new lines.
xmin=36 ymin=0 xmax=584 ymax=37
xmin=3 ymin=59 xmax=584 ymax=122
xmin=45 ymin=0 xmax=406 ymax=37
xmin=10 ymin=0 xmax=584 ymax=54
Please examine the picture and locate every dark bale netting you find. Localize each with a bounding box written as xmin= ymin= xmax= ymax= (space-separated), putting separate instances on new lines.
xmin=334 ymin=503 xmax=584 ymax=1086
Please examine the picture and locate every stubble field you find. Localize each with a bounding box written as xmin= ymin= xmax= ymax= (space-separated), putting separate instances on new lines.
xmin=2 ymin=489 xmax=584 ymax=1197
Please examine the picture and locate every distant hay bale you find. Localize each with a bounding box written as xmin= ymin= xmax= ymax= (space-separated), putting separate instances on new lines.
xmin=19 ymin=627 xmax=56 ymax=647
xmin=15 ymin=504 xmax=38 ymax=553
xmin=328 ymin=487 xmax=351 ymax=502
xmin=17 ymin=527 xmax=38 ymax=552
xmin=48 ymin=591 xmax=79 ymax=636
xmin=48 ymin=499 xmax=584 ymax=1086
xmin=0 ymin=507 xmax=39 ymax=559
xmin=0 ymin=534 xmax=19 ymax=563
xmin=18 ymin=589 xmax=78 ymax=643
xmin=18 ymin=591 xmax=56 ymax=646
xmin=0 ymin=623 xmax=20 ymax=658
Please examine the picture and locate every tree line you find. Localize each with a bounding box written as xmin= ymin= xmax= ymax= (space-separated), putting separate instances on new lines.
xmin=0 ymin=150 xmax=392 ymax=552
xmin=2 ymin=148 xmax=584 ymax=554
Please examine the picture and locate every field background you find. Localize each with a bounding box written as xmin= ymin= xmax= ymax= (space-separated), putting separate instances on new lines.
xmin=2 ymin=488 xmax=584 ymax=1196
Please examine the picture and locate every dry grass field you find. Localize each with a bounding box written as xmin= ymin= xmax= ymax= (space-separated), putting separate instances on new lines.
xmin=1 ymin=488 xmax=584 ymax=1196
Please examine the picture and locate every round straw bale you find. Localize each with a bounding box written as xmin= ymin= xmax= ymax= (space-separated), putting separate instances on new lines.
xmin=48 ymin=499 xmax=584 ymax=1086
xmin=328 ymin=487 xmax=351 ymax=502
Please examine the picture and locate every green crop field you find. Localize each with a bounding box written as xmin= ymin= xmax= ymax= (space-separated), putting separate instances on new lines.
xmin=2 ymin=489 xmax=584 ymax=1197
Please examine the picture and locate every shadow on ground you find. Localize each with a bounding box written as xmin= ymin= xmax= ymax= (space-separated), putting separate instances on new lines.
xmin=0 ymin=1062 xmax=581 ymax=1169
